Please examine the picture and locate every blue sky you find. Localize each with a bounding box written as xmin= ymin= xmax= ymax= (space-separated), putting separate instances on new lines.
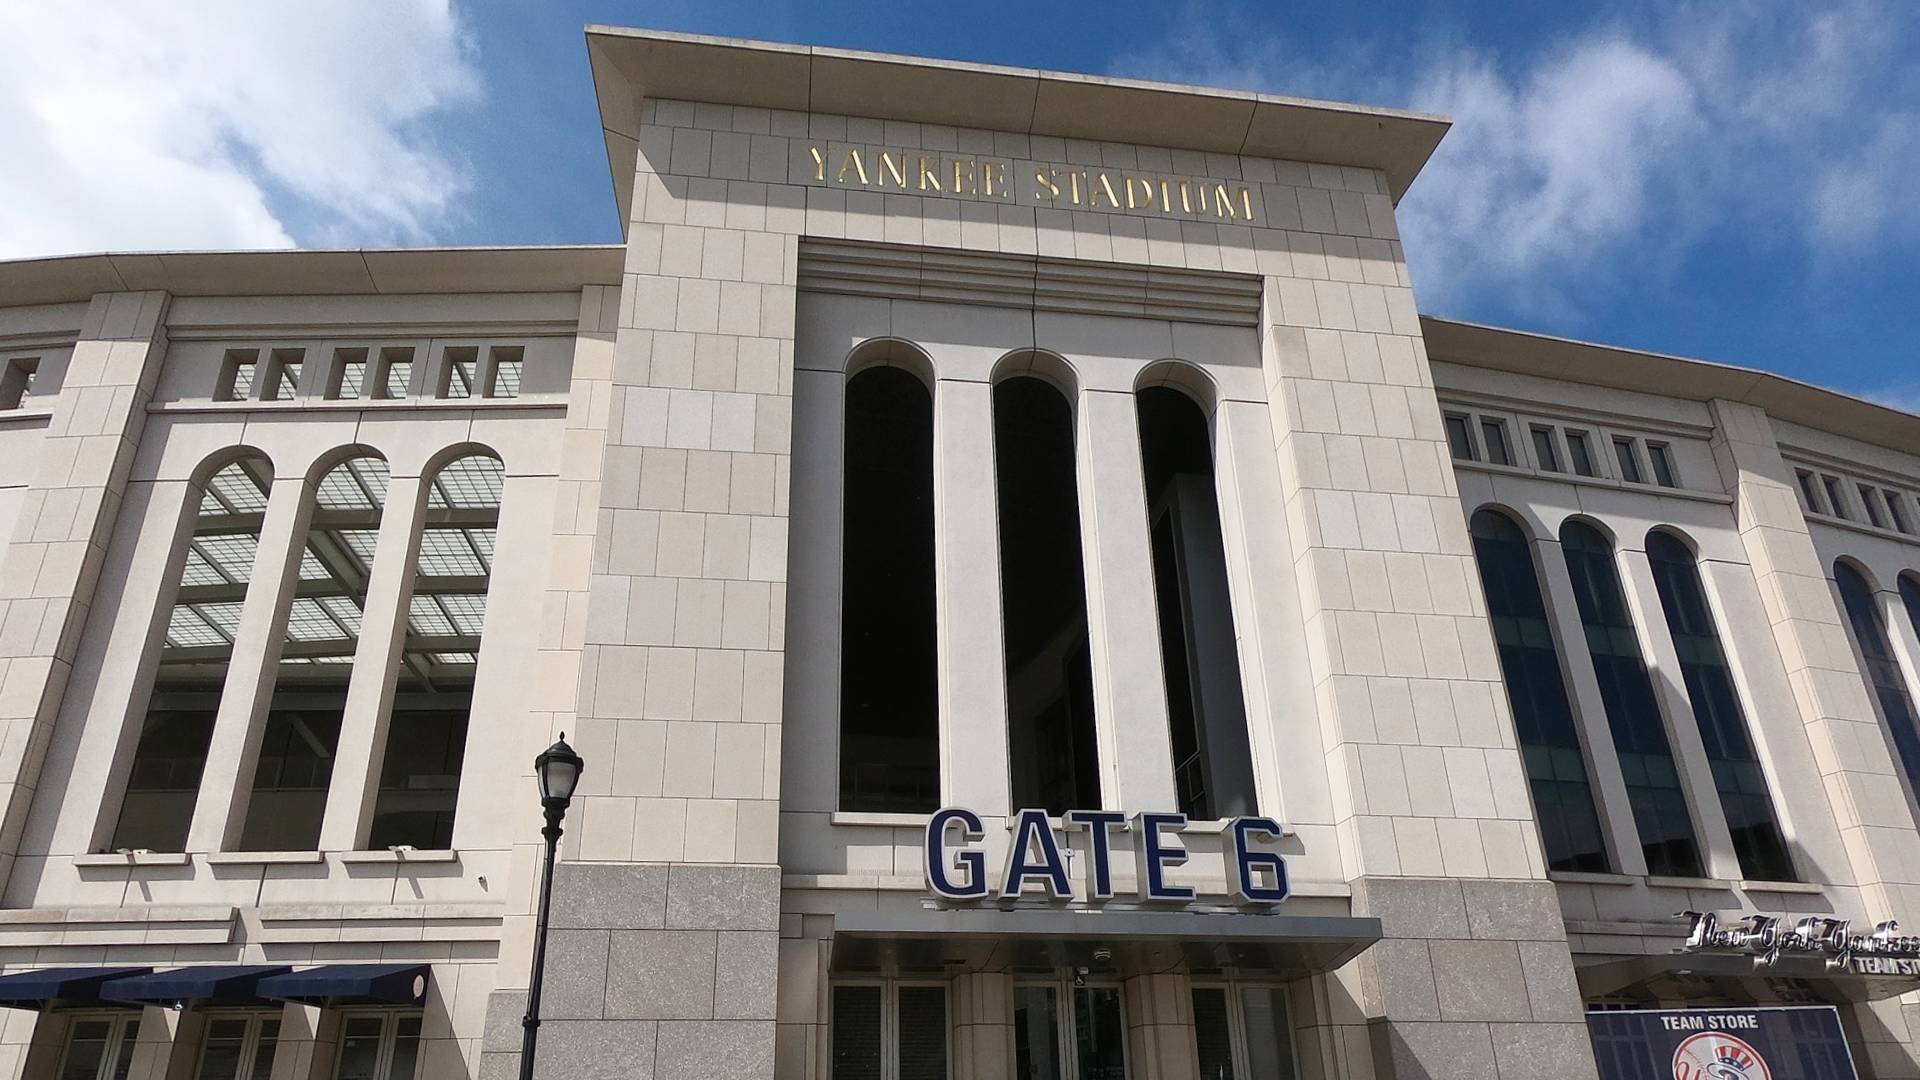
xmin=3 ymin=2 xmax=1917 ymax=408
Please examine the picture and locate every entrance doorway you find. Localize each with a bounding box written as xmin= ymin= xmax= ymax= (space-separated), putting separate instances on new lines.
xmin=1013 ymin=982 xmax=1128 ymax=1080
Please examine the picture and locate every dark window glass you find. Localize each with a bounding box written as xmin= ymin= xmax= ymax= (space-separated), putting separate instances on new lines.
xmin=1796 ymin=470 xmax=1823 ymax=514
xmin=1837 ymin=562 xmax=1920 ymax=802
xmin=1612 ymin=438 xmax=1642 ymax=483
xmin=1561 ymin=522 xmax=1702 ymax=876
xmin=1823 ymin=476 xmax=1849 ymax=519
xmin=1646 ymin=531 xmax=1794 ymax=881
xmin=1139 ymin=388 xmax=1255 ymax=819
xmin=897 ymin=986 xmax=947 ymax=1080
xmin=1013 ymin=986 xmax=1062 ymax=1080
xmin=1904 ymin=576 xmax=1920 ymax=647
xmin=1885 ymin=491 xmax=1911 ymax=534
xmin=241 ymin=456 xmax=387 ymax=850
xmin=1193 ymin=988 xmax=1236 ymax=1080
xmin=1481 ymin=419 xmax=1513 ymax=466
xmin=831 ymin=985 xmax=883 ymax=1080
xmin=115 ymin=457 xmax=274 ymax=852
xmin=1531 ymin=426 xmax=1561 ymax=472
xmin=334 ymin=1017 xmax=384 ymax=1080
xmin=1469 ymin=511 xmax=1608 ymax=872
xmin=1240 ymin=987 xmax=1297 ymax=1080
xmin=1444 ymin=414 xmax=1476 ymax=461
xmin=996 ymin=377 xmax=1100 ymax=815
xmin=1859 ymin=484 xmax=1886 ymax=529
xmin=1073 ymin=987 xmax=1127 ymax=1080
xmin=839 ymin=367 xmax=939 ymax=812
xmin=1566 ymin=431 xmax=1597 ymax=477
xmin=1648 ymin=443 xmax=1678 ymax=488
xmin=367 ymin=454 xmax=502 ymax=849
xmin=60 ymin=1019 xmax=112 ymax=1080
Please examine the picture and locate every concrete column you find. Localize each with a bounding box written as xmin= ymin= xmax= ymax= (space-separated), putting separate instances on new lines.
xmin=317 ymin=471 xmax=427 ymax=851
xmin=1706 ymin=398 xmax=1920 ymax=920
xmin=1075 ymin=387 xmax=1177 ymax=810
xmin=127 ymin=1006 xmax=204 ymax=1080
xmin=186 ymin=474 xmax=312 ymax=852
xmin=935 ymin=377 xmax=1012 ymax=814
xmin=950 ymin=972 xmax=1014 ymax=1080
xmin=9 ymin=1009 xmax=66 ymax=1080
xmin=266 ymin=1003 xmax=338 ymax=1080
xmin=780 ymin=367 xmax=842 ymax=815
xmin=1537 ymin=540 xmax=1647 ymax=876
xmin=1616 ymin=545 xmax=1741 ymax=880
xmin=1123 ymin=972 xmax=1198 ymax=1080
xmin=0 ymin=291 xmax=169 ymax=889
xmin=1211 ymin=398 xmax=1329 ymax=826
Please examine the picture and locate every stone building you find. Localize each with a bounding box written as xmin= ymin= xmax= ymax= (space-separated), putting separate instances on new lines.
xmin=0 ymin=22 xmax=1916 ymax=1080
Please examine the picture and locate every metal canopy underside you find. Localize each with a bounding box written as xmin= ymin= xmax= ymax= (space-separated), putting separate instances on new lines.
xmin=1577 ymin=952 xmax=1920 ymax=1004
xmin=829 ymin=908 xmax=1381 ymax=978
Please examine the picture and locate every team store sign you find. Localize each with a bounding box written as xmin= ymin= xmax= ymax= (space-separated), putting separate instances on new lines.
xmin=923 ymin=807 xmax=1289 ymax=906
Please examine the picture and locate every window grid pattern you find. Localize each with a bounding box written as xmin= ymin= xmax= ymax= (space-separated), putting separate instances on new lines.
xmin=1787 ymin=457 xmax=1920 ymax=538
xmin=1442 ymin=404 xmax=1686 ymax=489
xmin=1561 ymin=522 xmax=1703 ymax=877
xmin=1646 ymin=531 xmax=1795 ymax=881
xmin=1469 ymin=511 xmax=1609 ymax=873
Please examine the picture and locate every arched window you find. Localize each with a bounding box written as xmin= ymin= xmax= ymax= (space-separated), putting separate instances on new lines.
xmin=366 ymin=453 xmax=502 ymax=849
xmin=838 ymin=365 xmax=939 ymax=812
xmin=1560 ymin=521 xmax=1702 ymax=877
xmin=239 ymin=455 xmax=388 ymax=851
xmin=1136 ymin=385 xmax=1255 ymax=819
xmin=113 ymin=455 xmax=273 ymax=851
xmin=1645 ymin=531 xmax=1794 ymax=881
xmin=1835 ymin=561 xmax=1920 ymax=800
xmin=1468 ymin=511 xmax=1608 ymax=872
xmin=1903 ymin=574 xmax=1920 ymax=652
xmin=995 ymin=376 xmax=1099 ymax=815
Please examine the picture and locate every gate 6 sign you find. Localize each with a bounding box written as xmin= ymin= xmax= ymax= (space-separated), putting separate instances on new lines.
xmin=924 ymin=807 xmax=1288 ymax=906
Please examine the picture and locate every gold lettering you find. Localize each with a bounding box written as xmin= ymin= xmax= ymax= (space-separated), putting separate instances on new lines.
xmin=1179 ymin=181 xmax=1194 ymax=214
xmin=808 ymin=145 xmax=827 ymax=183
xmin=1196 ymin=183 xmax=1210 ymax=214
xmin=918 ymin=155 xmax=942 ymax=192
xmin=982 ymin=160 xmax=1008 ymax=198
xmin=1089 ymin=172 xmax=1123 ymax=210
xmin=1069 ymin=171 xmax=1083 ymax=205
xmin=879 ymin=150 xmax=908 ymax=189
xmin=1036 ymin=168 xmax=1061 ymax=200
xmin=1213 ymin=183 xmax=1249 ymax=219
xmin=1238 ymin=186 xmax=1255 ymax=219
xmin=1159 ymin=180 xmax=1174 ymax=213
xmin=952 ymin=158 xmax=976 ymax=194
xmin=1126 ymin=176 xmax=1156 ymax=211
xmin=837 ymin=148 xmax=870 ymax=186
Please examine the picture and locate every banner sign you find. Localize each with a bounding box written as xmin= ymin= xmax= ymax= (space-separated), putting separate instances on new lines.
xmin=1679 ymin=911 xmax=1920 ymax=970
xmin=923 ymin=807 xmax=1288 ymax=907
xmin=1587 ymin=1007 xmax=1858 ymax=1080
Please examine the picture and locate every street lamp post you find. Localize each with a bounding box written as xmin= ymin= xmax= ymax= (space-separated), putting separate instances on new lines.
xmin=520 ymin=733 xmax=584 ymax=1080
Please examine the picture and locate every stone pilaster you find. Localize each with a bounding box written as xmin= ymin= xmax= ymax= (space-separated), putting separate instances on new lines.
xmin=0 ymin=291 xmax=168 ymax=888
xmin=950 ymin=972 xmax=1014 ymax=1080
xmin=1123 ymin=972 xmax=1198 ymax=1080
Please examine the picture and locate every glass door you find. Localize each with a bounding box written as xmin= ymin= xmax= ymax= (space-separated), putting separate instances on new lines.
xmin=57 ymin=1016 xmax=140 ymax=1080
xmin=1013 ymin=981 xmax=1129 ymax=1080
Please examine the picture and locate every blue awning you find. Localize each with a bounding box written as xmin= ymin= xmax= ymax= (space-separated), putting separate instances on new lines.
xmin=0 ymin=967 xmax=151 ymax=1010
xmin=256 ymin=965 xmax=430 ymax=1006
xmin=99 ymin=965 xmax=289 ymax=1007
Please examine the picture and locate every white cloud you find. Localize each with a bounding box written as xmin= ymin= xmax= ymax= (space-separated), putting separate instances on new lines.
xmin=1115 ymin=2 xmax=1920 ymax=312
xmin=0 ymin=1 xmax=482 ymax=259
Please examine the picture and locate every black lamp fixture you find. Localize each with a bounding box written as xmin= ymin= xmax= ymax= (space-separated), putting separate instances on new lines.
xmin=520 ymin=733 xmax=584 ymax=1080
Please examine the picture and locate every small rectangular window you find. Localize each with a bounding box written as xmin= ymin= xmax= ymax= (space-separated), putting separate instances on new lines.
xmin=440 ymin=347 xmax=478 ymax=399
xmin=375 ymin=348 xmax=414 ymax=400
xmin=832 ymin=985 xmax=883 ymax=1080
xmin=485 ymin=346 xmax=524 ymax=398
xmin=1822 ymin=475 xmax=1849 ymax=520
xmin=1860 ymin=484 xmax=1887 ymax=529
xmin=1612 ymin=436 xmax=1643 ymax=483
xmin=266 ymin=350 xmax=302 ymax=401
xmin=332 ymin=1012 xmax=422 ymax=1080
xmin=221 ymin=350 xmax=260 ymax=401
xmin=1480 ymin=418 xmax=1513 ymax=466
xmin=1530 ymin=425 xmax=1561 ymax=472
xmin=57 ymin=1015 xmax=140 ymax=1080
xmin=1647 ymin=442 xmax=1678 ymax=488
xmin=0 ymin=357 xmax=38 ymax=409
xmin=331 ymin=348 xmax=369 ymax=400
xmin=1444 ymin=413 xmax=1477 ymax=461
xmin=1886 ymin=490 xmax=1911 ymax=534
xmin=1796 ymin=469 xmax=1824 ymax=514
xmin=1566 ymin=429 xmax=1597 ymax=477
